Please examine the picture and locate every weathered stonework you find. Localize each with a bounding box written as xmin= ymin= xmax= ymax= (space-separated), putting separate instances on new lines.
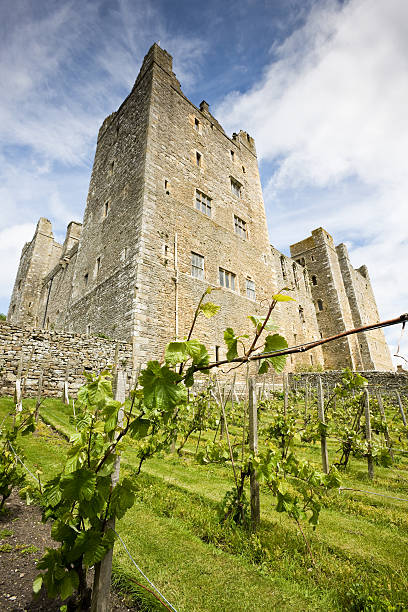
xmin=0 ymin=322 xmax=132 ymax=397
xmin=7 ymin=43 xmax=393 ymax=374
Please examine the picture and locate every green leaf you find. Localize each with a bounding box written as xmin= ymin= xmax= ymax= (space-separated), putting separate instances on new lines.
xmin=103 ymin=400 xmax=121 ymax=433
xmin=139 ymin=361 xmax=187 ymax=412
xmin=199 ymin=302 xmax=220 ymax=318
xmin=272 ymin=294 xmax=295 ymax=302
xmin=109 ymin=478 xmax=135 ymax=519
xmin=165 ymin=342 xmax=189 ymax=365
xmin=224 ymin=328 xmax=238 ymax=361
xmin=248 ymin=315 xmax=279 ymax=333
xmin=43 ymin=477 xmax=62 ymax=508
xmin=60 ymin=571 xmax=79 ymax=601
xmin=260 ymin=334 xmax=288 ymax=373
xmin=129 ymin=417 xmax=150 ymax=439
xmin=33 ymin=574 xmax=43 ymax=595
xmin=61 ymin=468 xmax=96 ymax=503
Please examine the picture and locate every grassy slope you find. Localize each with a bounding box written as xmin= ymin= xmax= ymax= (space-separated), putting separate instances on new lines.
xmin=1 ymin=396 xmax=408 ymax=611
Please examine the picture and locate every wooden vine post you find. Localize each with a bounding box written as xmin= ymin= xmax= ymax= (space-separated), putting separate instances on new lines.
xmin=395 ymin=390 xmax=407 ymax=427
xmin=364 ymin=388 xmax=374 ymax=480
xmin=62 ymin=363 xmax=70 ymax=405
xmin=14 ymin=355 xmax=23 ymax=412
xmin=91 ymin=368 xmax=126 ymax=612
xmin=376 ymin=390 xmax=393 ymax=459
xmin=283 ymin=373 xmax=288 ymax=416
xmin=248 ymin=377 xmax=260 ymax=532
xmin=317 ymin=376 xmax=329 ymax=474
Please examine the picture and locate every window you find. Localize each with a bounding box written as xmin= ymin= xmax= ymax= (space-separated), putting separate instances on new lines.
xmin=194 ymin=118 xmax=200 ymax=132
xmin=280 ymin=255 xmax=287 ymax=278
xmin=242 ymin=166 xmax=246 ymax=173
xmin=317 ymin=299 xmax=323 ymax=311
xmin=230 ymin=177 xmax=241 ymax=198
xmin=104 ymin=201 xmax=109 ymax=218
xmin=215 ymin=345 xmax=220 ymax=362
xmin=311 ymin=255 xmax=315 ymax=262
xmin=246 ymin=278 xmax=255 ymax=300
xmin=219 ymin=267 xmax=236 ymax=290
xmin=164 ymin=179 xmax=170 ymax=195
xmin=109 ymin=161 xmax=114 ymax=174
xmin=86 ymin=324 xmax=91 ymax=335
xmin=191 ymin=252 xmax=204 ymax=279
xmin=230 ymin=150 xmax=235 ymax=161
xmin=18 ymin=280 xmax=22 ymax=290
xmin=96 ymin=257 xmax=101 ymax=275
xmin=195 ymin=189 xmax=212 ymax=217
xmin=293 ymin=264 xmax=299 ymax=289
xmin=234 ymin=215 xmax=247 ymax=239
xmin=311 ymin=275 xmax=317 ymax=285
xmin=195 ymin=151 xmax=202 ymax=167
xmin=299 ymin=305 xmax=305 ymax=323
xmin=84 ymin=273 xmax=89 ymax=286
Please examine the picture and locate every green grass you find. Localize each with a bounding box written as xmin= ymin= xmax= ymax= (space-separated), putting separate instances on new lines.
xmin=1 ymin=395 xmax=408 ymax=611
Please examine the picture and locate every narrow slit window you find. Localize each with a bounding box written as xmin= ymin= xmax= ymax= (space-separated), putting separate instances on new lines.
xmin=104 ymin=201 xmax=110 ymax=218
xmin=311 ymin=275 xmax=317 ymax=285
xmin=280 ymin=255 xmax=287 ymax=278
xmin=230 ymin=177 xmax=241 ymax=198
xmin=196 ymin=151 xmax=202 ymax=167
xmin=96 ymin=257 xmax=101 ymax=275
xmin=246 ymin=278 xmax=255 ymax=300
xmin=219 ymin=267 xmax=236 ymax=291
xmin=215 ymin=345 xmax=220 ymax=362
xmin=84 ymin=273 xmax=89 ymax=286
xmin=317 ymin=299 xmax=324 ymax=311
xmin=230 ymin=150 xmax=235 ymax=161
xmin=164 ymin=179 xmax=170 ymax=195
xmin=194 ymin=118 xmax=200 ymax=131
xmin=195 ymin=189 xmax=212 ymax=217
xmin=191 ymin=252 xmax=204 ymax=280
xmin=234 ymin=215 xmax=247 ymax=239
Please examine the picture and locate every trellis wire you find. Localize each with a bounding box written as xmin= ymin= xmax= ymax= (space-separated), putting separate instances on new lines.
xmin=111 ymin=528 xmax=178 ymax=612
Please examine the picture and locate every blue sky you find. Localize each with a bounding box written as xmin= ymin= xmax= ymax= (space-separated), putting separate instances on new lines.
xmin=1 ymin=0 xmax=407 ymax=364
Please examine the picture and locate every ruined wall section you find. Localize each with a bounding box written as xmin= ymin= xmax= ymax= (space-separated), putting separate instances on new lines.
xmin=336 ymin=244 xmax=393 ymax=370
xmin=0 ymin=321 xmax=132 ymax=397
xmin=65 ymin=51 xmax=154 ymax=343
xmin=291 ymin=228 xmax=362 ymax=370
xmin=8 ymin=218 xmax=62 ymax=328
xmin=270 ymin=247 xmax=324 ymax=370
xmin=131 ymin=44 xmax=285 ymax=367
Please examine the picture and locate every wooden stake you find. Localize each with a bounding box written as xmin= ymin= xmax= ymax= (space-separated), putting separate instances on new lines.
xmin=395 ymin=391 xmax=407 ymax=427
xmin=283 ymin=373 xmax=288 ymax=416
xmin=91 ymin=369 xmax=126 ymax=612
xmin=35 ymin=370 xmax=44 ymax=421
xmin=317 ymin=376 xmax=329 ymax=474
xmin=364 ymin=388 xmax=374 ymax=480
xmin=14 ymin=355 xmax=23 ymax=412
xmin=376 ymin=390 xmax=393 ymax=460
xmin=248 ymin=378 xmax=260 ymax=532
xmin=62 ymin=363 xmax=70 ymax=405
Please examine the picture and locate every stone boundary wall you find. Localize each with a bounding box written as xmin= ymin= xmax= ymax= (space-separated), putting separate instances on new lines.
xmin=0 ymin=322 xmax=133 ymax=398
xmin=288 ymin=370 xmax=408 ymax=392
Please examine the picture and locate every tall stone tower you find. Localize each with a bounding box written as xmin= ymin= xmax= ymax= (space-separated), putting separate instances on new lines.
xmin=65 ymin=44 xmax=283 ymax=364
xmin=8 ymin=218 xmax=62 ymax=327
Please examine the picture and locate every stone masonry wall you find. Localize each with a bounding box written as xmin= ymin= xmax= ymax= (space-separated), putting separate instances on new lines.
xmin=0 ymin=322 xmax=133 ymax=398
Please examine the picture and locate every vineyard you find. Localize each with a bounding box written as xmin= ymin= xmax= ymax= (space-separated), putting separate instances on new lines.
xmin=1 ymin=291 xmax=407 ymax=611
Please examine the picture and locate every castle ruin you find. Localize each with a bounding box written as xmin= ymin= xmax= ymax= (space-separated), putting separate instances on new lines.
xmin=8 ymin=44 xmax=393 ymax=373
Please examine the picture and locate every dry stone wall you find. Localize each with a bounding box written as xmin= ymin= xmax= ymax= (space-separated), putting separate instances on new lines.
xmin=0 ymin=322 xmax=133 ymax=398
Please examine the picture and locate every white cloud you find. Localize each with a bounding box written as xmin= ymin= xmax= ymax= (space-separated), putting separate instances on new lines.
xmin=216 ymin=0 xmax=408 ymax=364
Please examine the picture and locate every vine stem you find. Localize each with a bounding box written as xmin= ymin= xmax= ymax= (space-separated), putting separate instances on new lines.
xmin=295 ymin=519 xmax=316 ymax=567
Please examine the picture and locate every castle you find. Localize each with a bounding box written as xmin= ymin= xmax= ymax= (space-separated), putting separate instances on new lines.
xmin=8 ymin=44 xmax=393 ymax=373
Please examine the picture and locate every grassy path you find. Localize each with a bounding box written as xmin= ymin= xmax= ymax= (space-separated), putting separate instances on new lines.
xmin=1 ymin=396 xmax=408 ymax=610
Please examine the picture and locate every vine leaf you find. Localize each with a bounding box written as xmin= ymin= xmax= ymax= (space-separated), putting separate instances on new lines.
xmin=139 ymin=361 xmax=187 ymax=412
xmin=272 ymin=294 xmax=295 ymax=302
xmin=199 ymin=302 xmax=220 ymax=318
xmin=258 ymin=334 xmax=288 ymax=374
xmin=224 ymin=328 xmax=248 ymax=361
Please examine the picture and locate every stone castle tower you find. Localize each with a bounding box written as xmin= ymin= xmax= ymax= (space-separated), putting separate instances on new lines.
xmin=8 ymin=43 xmax=393 ymax=372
